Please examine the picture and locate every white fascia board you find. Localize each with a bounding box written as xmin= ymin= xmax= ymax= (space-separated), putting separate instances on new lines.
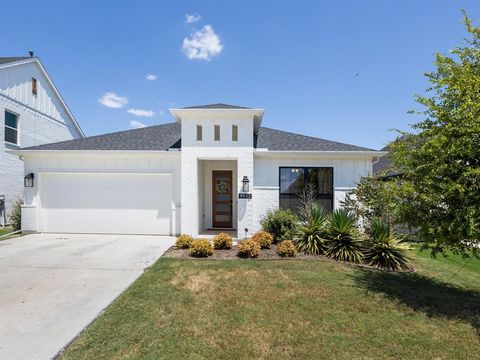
xmin=8 ymin=149 xmax=181 ymax=157
xmin=254 ymin=150 xmax=387 ymax=158
xmin=169 ymin=108 xmax=265 ymax=122
xmin=0 ymin=58 xmax=85 ymax=138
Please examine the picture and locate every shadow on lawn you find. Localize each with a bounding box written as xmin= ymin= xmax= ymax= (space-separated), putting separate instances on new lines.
xmin=352 ymin=269 xmax=480 ymax=334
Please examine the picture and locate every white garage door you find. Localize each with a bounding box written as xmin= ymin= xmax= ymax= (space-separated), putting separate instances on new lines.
xmin=40 ymin=172 xmax=173 ymax=235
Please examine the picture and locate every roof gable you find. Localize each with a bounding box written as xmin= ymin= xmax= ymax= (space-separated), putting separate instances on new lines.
xmin=182 ymin=103 xmax=249 ymax=109
xmin=0 ymin=57 xmax=84 ymax=137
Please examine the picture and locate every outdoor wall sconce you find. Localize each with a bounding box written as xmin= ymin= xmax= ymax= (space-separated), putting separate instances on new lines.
xmin=242 ymin=176 xmax=250 ymax=193
xmin=24 ymin=173 xmax=34 ymax=187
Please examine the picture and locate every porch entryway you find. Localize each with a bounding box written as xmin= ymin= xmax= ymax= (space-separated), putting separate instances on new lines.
xmin=197 ymin=160 xmax=238 ymax=237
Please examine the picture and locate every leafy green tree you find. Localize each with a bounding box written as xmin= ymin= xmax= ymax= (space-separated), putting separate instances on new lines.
xmin=389 ymin=11 xmax=480 ymax=257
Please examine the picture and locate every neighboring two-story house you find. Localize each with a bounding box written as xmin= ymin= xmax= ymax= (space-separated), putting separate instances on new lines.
xmin=0 ymin=56 xmax=84 ymax=225
xmin=13 ymin=103 xmax=384 ymax=237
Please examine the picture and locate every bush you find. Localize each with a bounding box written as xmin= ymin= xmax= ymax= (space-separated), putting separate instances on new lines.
xmin=251 ymin=230 xmax=273 ymax=249
xmin=294 ymin=203 xmax=329 ymax=254
xmin=260 ymin=208 xmax=297 ymax=243
xmin=189 ymin=239 xmax=214 ymax=257
xmin=9 ymin=198 xmax=22 ymax=231
xmin=325 ymin=209 xmax=364 ymax=263
xmin=277 ymin=240 xmax=296 ymax=257
xmin=213 ymin=232 xmax=233 ymax=250
xmin=237 ymin=239 xmax=261 ymax=258
xmin=364 ymin=218 xmax=410 ymax=271
xmin=176 ymin=234 xmax=194 ymax=249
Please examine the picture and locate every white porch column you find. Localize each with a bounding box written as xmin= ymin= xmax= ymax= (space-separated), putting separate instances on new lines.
xmin=180 ymin=148 xmax=199 ymax=236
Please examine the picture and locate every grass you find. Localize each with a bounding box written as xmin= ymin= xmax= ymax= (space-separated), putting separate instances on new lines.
xmin=62 ymin=247 xmax=480 ymax=360
xmin=0 ymin=226 xmax=20 ymax=240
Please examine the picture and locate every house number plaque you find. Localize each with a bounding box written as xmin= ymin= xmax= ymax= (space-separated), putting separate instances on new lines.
xmin=238 ymin=193 xmax=252 ymax=199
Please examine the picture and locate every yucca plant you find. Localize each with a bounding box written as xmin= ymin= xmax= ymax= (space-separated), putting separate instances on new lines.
xmin=325 ymin=209 xmax=364 ymax=263
xmin=294 ymin=202 xmax=329 ymax=254
xmin=364 ymin=218 xmax=410 ymax=271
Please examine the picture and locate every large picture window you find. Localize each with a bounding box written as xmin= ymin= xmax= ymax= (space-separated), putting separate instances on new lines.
xmin=279 ymin=167 xmax=334 ymax=213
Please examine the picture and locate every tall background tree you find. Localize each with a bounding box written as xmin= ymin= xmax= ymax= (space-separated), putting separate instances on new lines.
xmin=389 ymin=11 xmax=480 ymax=257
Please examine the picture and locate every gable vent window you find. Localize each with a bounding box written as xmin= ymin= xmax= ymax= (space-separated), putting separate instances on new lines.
xmin=232 ymin=125 xmax=238 ymax=142
xmin=32 ymin=77 xmax=37 ymax=95
xmin=5 ymin=110 xmax=19 ymax=145
xmin=196 ymin=125 xmax=203 ymax=141
xmin=214 ymin=125 xmax=220 ymax=141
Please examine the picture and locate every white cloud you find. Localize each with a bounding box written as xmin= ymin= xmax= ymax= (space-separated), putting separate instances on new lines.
xmin=182 ymin=25 xmax=223 ymax=61
xmin=130 ymin=120 xmax=146 ymax=129
xmin=185 ymin=13 xmax=201 ymax=24
xmin=158 ymin=110 xmax=164 ymax=116
xmin=146 ymin=73 xmax=158 ymax=81
xmin=98 ymin=92 xmax=128 ymax=109
xmin=127 ymin=108 xmax=155 ymax=117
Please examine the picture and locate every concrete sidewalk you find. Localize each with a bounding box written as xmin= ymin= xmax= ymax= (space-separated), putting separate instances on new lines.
xmin=0 ymin=233 xmax=175 ymax=360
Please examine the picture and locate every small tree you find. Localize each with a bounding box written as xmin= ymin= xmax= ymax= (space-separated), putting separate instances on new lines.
xmin=388 ymin=12 xmax=480 ymax=257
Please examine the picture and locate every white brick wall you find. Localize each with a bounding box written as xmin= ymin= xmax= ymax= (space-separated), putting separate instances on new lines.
xmin=0 ymin=96 xmax=80 ymax=225
xmin=252 ymin=186 xmax=279 ymax=233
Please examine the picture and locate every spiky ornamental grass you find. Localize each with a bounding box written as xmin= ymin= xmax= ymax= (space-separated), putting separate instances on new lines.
xmin=294 ymin=203 xmax=329 ymax=255
xmin=364 ymin=218 xmax=410 ymax=271
xmin=325 ymin=209 xmax=364 ymax=263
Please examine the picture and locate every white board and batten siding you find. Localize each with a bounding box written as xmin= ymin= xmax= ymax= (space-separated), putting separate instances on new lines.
xmin=251 ymin=155 xmax=373 ymax=231
xmin=22 ymin=152 xmax=181 ymax=235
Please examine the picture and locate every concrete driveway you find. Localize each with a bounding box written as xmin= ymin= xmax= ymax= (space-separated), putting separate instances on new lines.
xmin=0 ymin=233 xmax=175 ymax=360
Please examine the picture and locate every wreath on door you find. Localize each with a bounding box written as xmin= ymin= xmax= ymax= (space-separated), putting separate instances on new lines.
xmin=216 ymin=180 xmax=229 ymax=194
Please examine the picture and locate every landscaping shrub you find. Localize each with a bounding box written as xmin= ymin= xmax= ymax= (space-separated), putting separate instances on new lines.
xmin=213 ymin=232 xmax=233 ymax=250
xmin=325 ymin=209 xmax=364 ymax=263
xmin=277 ymin=240 xmax=296 ymax=257
xmin=9 ymin=198 xmax=23 ymax=231
xmin=294 ymin=203 xmax=329 ymax=254
xmin=176 ymin=234 xmax=194 ymax=249
xmin=251 ymin=230 xmax=273 ymax=249
xmin=189 ymin=239 xmax=214 ymax=257
xmin=364 ymin=218 xmax=410 ymax=271
xmin=260 ymin=208 xmax=297 ymax=243
xmin=237 ymin=239 xmax=261 ymax=258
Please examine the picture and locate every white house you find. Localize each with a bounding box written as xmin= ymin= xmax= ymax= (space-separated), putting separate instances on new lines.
xmin=12 ymin=103 xmax=383 ymax=237
xmin=0 ymin=56 xmax=84 ymax=225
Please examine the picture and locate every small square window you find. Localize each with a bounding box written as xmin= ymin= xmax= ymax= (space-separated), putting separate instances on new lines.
xmin=214 ymin=125 xmax=220 ymax=141
xmin=196 ymin=125 xmax=202 ymax=141
xmin=232 ymin=125 xmax=238 ymax=141
xmin=5 ymin=110 xmax=18 ymax=145
xmin=32 ymin=77 xmax=37 ymax=95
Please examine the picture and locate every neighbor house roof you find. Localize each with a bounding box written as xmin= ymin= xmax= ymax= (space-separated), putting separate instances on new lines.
xmin=0 ymin=57 xmax=29 ymax=64
xmin=0 ymin=56 xmax=85 ymax=138
xmin=182 ymin=103 xmax=249 ymax=109
xmin=20 ymin=122 xmax=376 ymax=152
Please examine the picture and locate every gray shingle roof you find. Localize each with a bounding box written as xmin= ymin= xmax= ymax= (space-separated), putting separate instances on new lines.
xmin=0 ymin=57 xmax=29 ymax=65
xmin=182 ymin=103 xmax=249 ymax=109
xmin=22 ymin=123 xmax=181 ymax=151
xmin=255 ymin=127 xmax=374 ymax=151
xmin=21 ymin=123 xmax=376 ymax=152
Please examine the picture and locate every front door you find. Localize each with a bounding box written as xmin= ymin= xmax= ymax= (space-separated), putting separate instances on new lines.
xmin=212 ymin=170 xmax=233 ymax=228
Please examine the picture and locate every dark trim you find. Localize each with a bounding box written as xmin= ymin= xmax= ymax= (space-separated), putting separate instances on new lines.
xmin=278 ymin=166 xmax=334 ymax=211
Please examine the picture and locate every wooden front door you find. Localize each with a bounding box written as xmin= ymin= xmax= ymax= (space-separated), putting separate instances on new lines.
xmin=212 ymin=170 xmax=233 ymax=228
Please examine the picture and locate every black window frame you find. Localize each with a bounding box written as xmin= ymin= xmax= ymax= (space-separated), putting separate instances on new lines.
xmin=278 ymin=166 xmax=334 ymax=213
xmin=4 ymin=110 xmax=19 ymax=145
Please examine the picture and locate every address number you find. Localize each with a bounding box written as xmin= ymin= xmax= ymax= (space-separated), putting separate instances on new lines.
xmin=239 ymin=193 xmax=252 ymax=199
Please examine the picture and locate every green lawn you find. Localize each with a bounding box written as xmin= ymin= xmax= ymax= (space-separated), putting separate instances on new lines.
xmin=62 ymin=248 xmax=480 ymax=360
xmin=0 ymin=226 xmax=13 ymax=236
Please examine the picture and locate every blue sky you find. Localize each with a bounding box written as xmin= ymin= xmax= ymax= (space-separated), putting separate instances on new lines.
xmin=2 ymin=1 xmax=480 ymax=149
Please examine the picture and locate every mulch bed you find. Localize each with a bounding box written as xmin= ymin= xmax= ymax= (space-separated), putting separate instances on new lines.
xmin=162 ymin=243 xmax=415 ymax=272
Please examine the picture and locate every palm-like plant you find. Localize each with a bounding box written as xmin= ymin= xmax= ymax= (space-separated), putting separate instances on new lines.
xmin=364 ymin=218 xmax=410 ymax=271
xmin=325 ymin=209 xmax=364 ymax=263
xmin=294 ymin=203 xmax=329 ymax=254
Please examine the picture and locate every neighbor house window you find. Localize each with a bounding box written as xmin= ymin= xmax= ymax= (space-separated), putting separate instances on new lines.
xmin=32 ymin=77 xmax=37 ymax=95
xmin=214 ymin=125 xmax=220 ymax=141
xmin=232 ymin=125 xmax=238 ymax=141
xmin=4 ymin=110 xmax=19 ymax=145
xmin=196 ymin=125 xmax=202 ymax=141
xmin=279 ymin=167 xmax=333 ymax=213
